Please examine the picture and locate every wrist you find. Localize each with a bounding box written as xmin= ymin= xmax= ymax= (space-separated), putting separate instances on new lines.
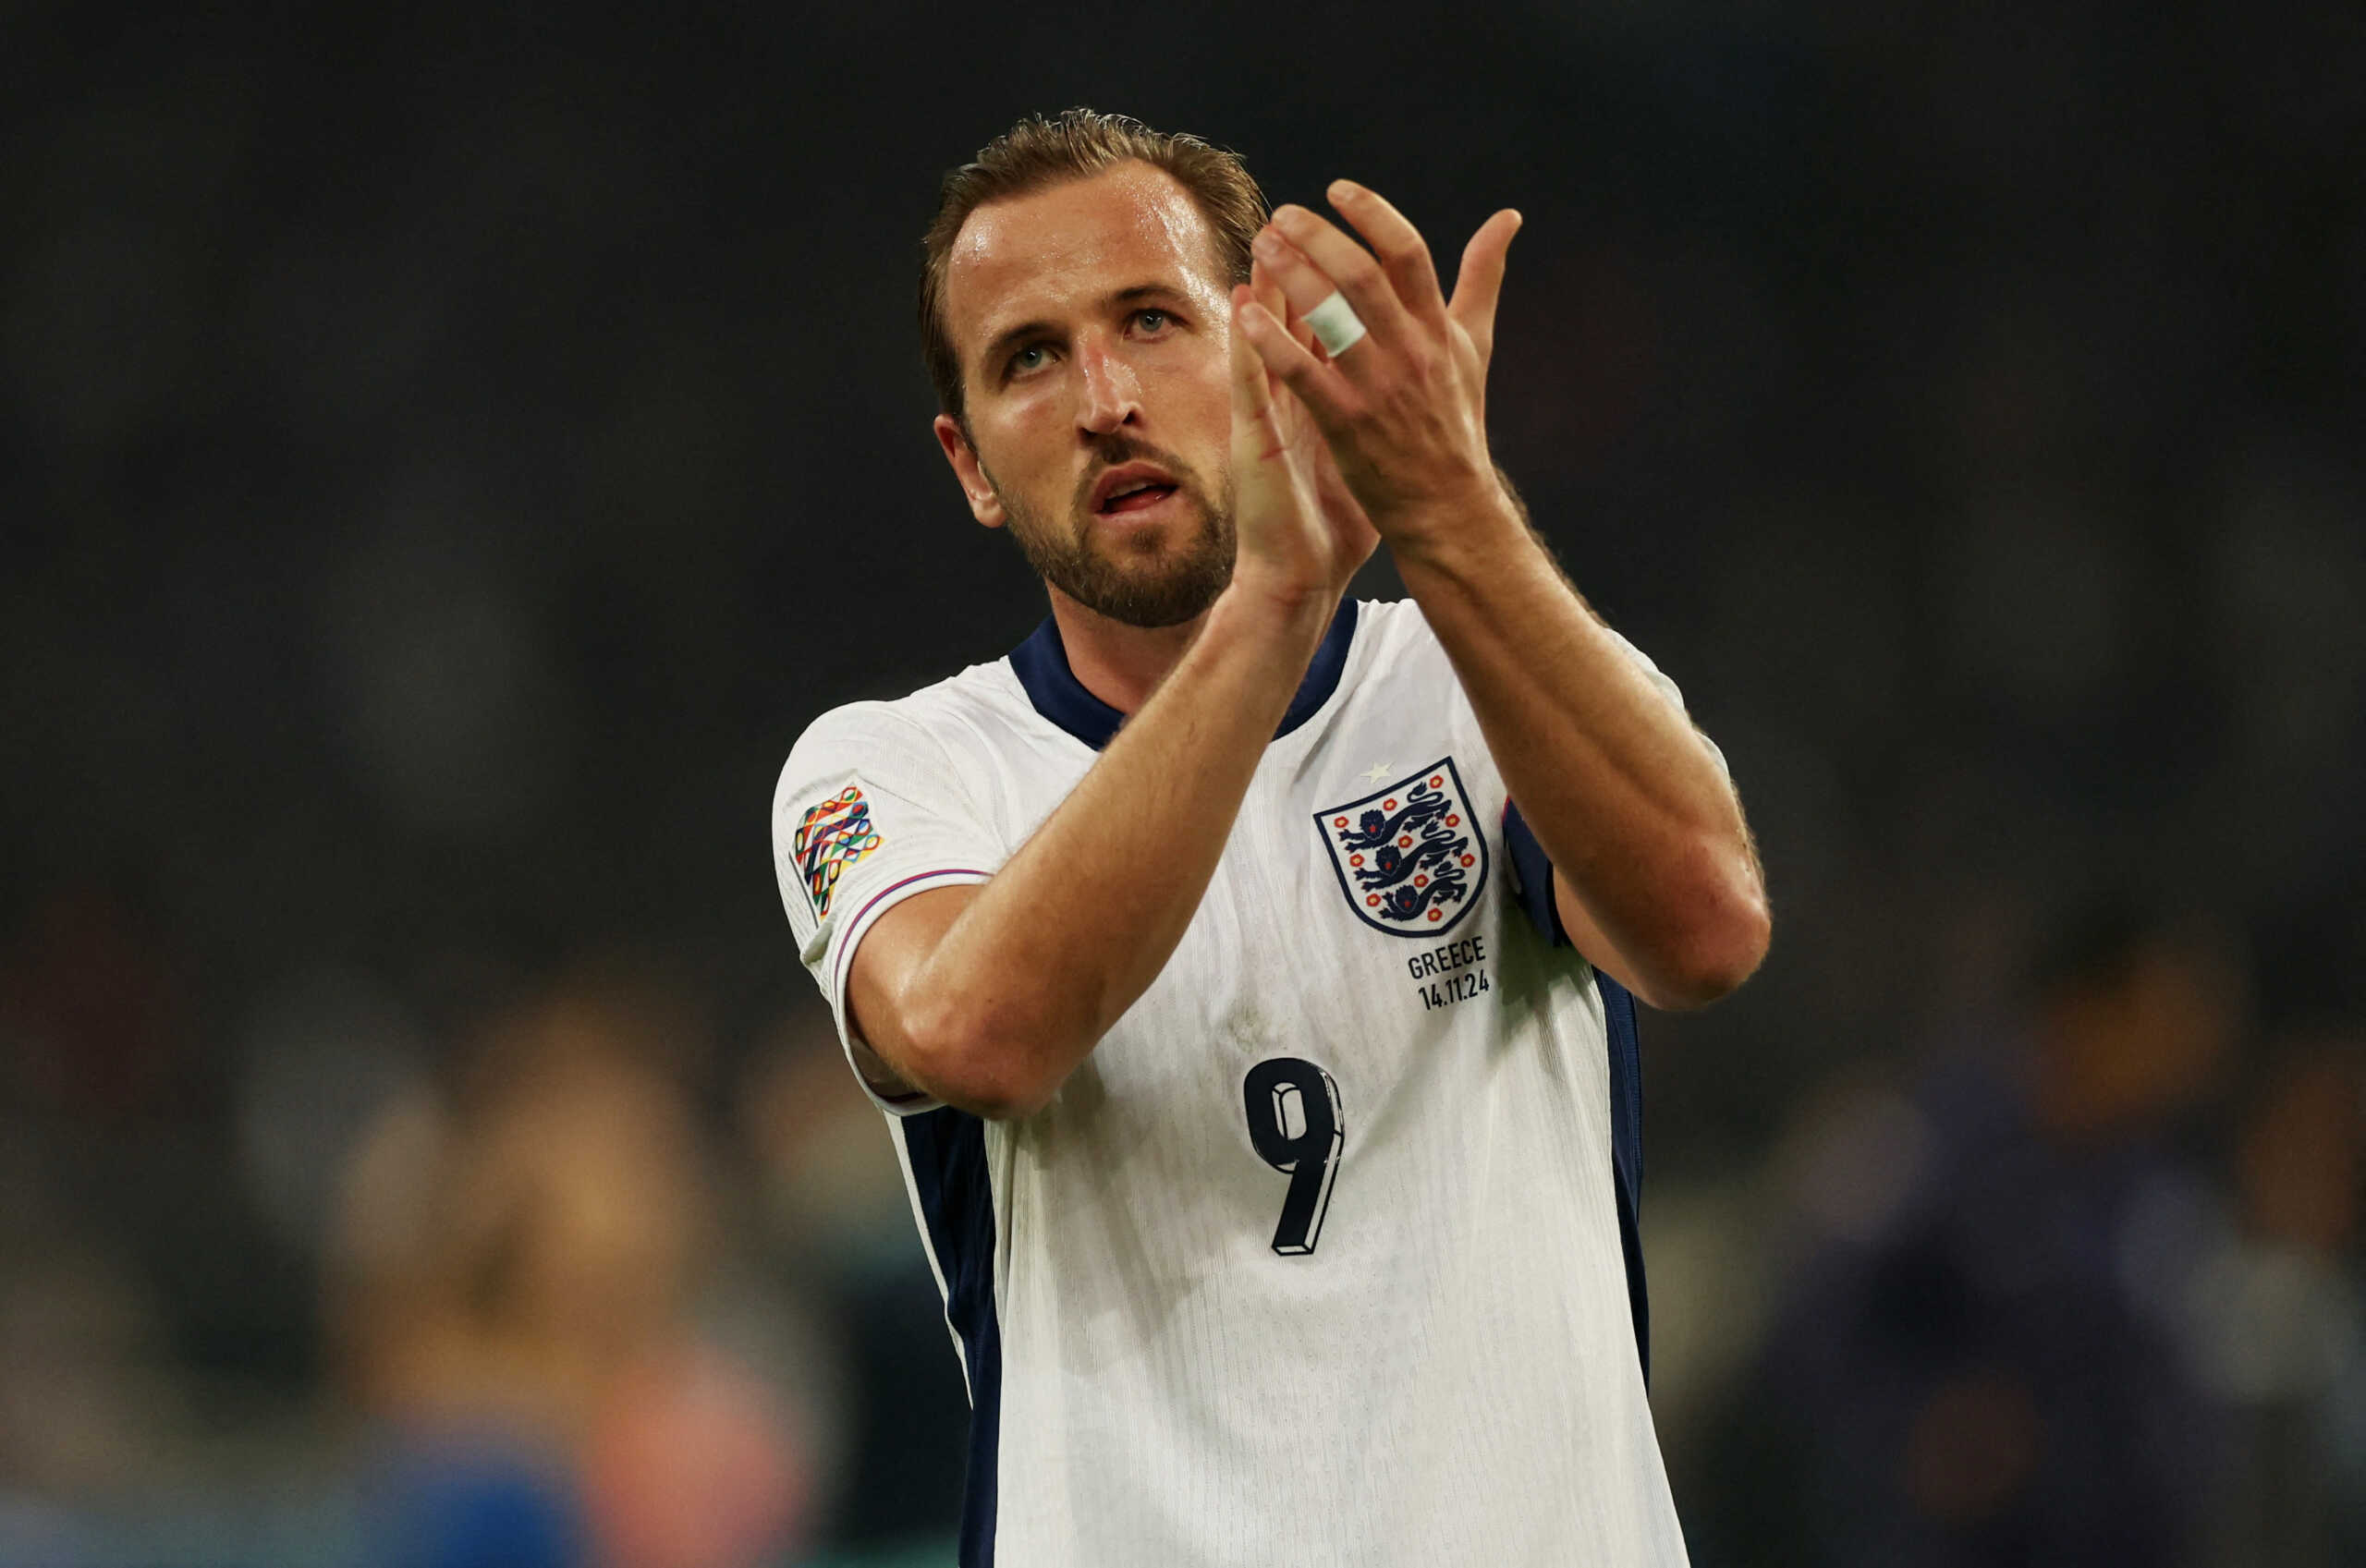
xmin=1210 ymin=571 xmax=1337 ymax=654
xmin=1385 ymin=483 xmax=1529 ymax=581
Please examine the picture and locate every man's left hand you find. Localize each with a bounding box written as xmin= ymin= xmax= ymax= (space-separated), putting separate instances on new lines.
xmin=1235 ymin=181 xmax=1523 ymax=545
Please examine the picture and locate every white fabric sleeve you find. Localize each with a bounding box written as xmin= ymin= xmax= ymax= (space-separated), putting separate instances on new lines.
xmin=771 ymin=701 xmax=1005 ymax=1114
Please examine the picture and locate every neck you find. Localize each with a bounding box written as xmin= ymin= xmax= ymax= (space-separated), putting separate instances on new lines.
xmin=1045 ymin=583 xmax=1211 ymax=714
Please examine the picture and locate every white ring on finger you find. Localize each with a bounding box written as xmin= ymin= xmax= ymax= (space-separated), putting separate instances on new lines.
xmin=1303 ymin=290 xmax=1368 ymax=357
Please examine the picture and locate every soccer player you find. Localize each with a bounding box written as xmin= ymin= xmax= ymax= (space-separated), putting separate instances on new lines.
xmin=772 ymin=109 xmax=1769 ymax=1565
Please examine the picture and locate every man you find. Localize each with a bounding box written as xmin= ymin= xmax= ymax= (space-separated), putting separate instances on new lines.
xmin=1742 ymin=907 xmax=2235 ymax=1566
xmin=772 ymin=109 xmax=1768 ymax=1565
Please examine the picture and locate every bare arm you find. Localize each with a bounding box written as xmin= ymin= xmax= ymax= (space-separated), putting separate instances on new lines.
xmin=1392 ymin=500 xmax=1767 ymax=1008
xmin=1239 ymin=182 xmax=1768 ymax=1009
xmin=848 ymin=590 xmax=1330 ymax=1117
xmin=848 ymin=277 xmax=1375 ymax=1119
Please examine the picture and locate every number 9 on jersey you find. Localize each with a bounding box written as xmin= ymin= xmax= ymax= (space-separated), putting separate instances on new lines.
xmin=1242 ymin=1057 xmax=1345 ymax=1257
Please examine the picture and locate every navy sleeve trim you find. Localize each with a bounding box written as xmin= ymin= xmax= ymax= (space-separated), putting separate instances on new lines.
xmin=899 ymin=1109 xmax=1003 ymax=1566
xmin=1502 ymin=799 xmax=1568 ymax=946
xmin=1504 ymin=799 xmax=1651 ymax=1380
xmin=1599 ymin=970 xmax=1651 ymax=1382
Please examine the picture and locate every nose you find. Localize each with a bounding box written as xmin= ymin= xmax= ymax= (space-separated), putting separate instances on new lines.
xmin=1074 ymin=332 xmax=1142 ymax=437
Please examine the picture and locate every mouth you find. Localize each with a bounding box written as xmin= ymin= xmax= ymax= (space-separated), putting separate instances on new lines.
xmin=1089 ymin=461 xmax=1184 ymax=517
xmin=1099 ymin=483 xmax=1180 ymax=517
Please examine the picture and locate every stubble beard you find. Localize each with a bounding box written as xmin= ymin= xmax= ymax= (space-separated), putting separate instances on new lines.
xmin=987 ymin=439 xmax=1237 ymax=630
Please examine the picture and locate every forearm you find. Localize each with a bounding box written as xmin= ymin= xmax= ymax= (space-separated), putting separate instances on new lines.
xmin=1394 ymin=492 xmax=1766 ymax=1003
xmin=898 ymin=587 xmax=1332 ymax=1112
xmin=1230 ymin=181 xmax=1762 ymax=1002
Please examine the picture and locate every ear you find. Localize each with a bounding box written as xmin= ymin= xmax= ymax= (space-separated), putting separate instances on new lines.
xmin=933 ymin=414 xmax=1006 ymax=529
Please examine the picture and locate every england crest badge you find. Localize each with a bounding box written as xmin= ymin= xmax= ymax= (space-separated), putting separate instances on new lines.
xmin=1314 ymin=758 xmax=1490 ymax=937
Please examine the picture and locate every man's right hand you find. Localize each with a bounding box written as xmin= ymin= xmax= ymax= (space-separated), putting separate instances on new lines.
xmin=1224 ymin=266 xmax=1378 ymax=620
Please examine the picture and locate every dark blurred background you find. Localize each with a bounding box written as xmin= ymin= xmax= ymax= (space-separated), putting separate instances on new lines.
xmin=4 ymin=2 xmax=2363 ymax=1563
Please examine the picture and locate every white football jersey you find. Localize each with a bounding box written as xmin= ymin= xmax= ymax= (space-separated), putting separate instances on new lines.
xmin=771 ymin=598 xmax=1694 ymax=1567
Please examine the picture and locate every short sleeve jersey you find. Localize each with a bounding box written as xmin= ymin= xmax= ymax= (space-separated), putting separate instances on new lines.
xmin=771 ymin=599 xmax=1697 ymax=1568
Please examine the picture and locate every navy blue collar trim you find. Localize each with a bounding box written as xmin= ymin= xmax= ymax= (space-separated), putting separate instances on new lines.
xmin=1008 ymin=598 xmax=1360 ymax=752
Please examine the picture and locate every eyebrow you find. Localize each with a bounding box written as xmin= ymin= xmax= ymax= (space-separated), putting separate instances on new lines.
xmin=976 ymin=283 xmax=1191 ymax=381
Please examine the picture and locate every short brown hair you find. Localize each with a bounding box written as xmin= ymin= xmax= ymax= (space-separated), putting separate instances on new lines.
xmin=919 ymin=108 xmax=1268 ymax=424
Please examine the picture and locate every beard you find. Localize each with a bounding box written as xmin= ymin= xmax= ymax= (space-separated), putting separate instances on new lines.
xmin=986 ymin=436 xmax=1237 ymax=629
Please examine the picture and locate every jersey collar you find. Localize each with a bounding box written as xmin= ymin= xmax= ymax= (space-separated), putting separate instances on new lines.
xmin=1008 ymin=598 xmax=1360 ymax=752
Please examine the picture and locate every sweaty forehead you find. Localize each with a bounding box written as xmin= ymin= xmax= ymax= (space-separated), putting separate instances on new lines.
xmin=945 ymin=164 xmax=1226 ymax=359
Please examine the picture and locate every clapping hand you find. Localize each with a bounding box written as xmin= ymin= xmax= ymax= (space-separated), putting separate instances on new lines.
xmin=1235 ymin=182 xmax=1522 ymax=550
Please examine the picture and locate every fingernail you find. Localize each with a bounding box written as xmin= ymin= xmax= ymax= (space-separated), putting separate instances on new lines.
xmin=1252 ymin=230 xmax=1281 ymax=257
xmin=1328 ymin=178 xmax=1361 ymax=201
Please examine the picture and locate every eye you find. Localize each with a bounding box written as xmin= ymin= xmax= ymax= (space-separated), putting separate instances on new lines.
xmin=1006 ymin=342 xmax=1054 ymax=378
xmin=1134 ymin=308 xmax=1172 ymax=333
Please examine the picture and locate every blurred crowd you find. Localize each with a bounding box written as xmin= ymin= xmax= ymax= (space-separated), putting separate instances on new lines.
xmin=1670 ymin=909 xmax=2366 ymax=1566
xmin=0 ymin=935 xmax=959 ymax=1565
xmin=4 ymin=2 xmax=2362 ymax=1564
